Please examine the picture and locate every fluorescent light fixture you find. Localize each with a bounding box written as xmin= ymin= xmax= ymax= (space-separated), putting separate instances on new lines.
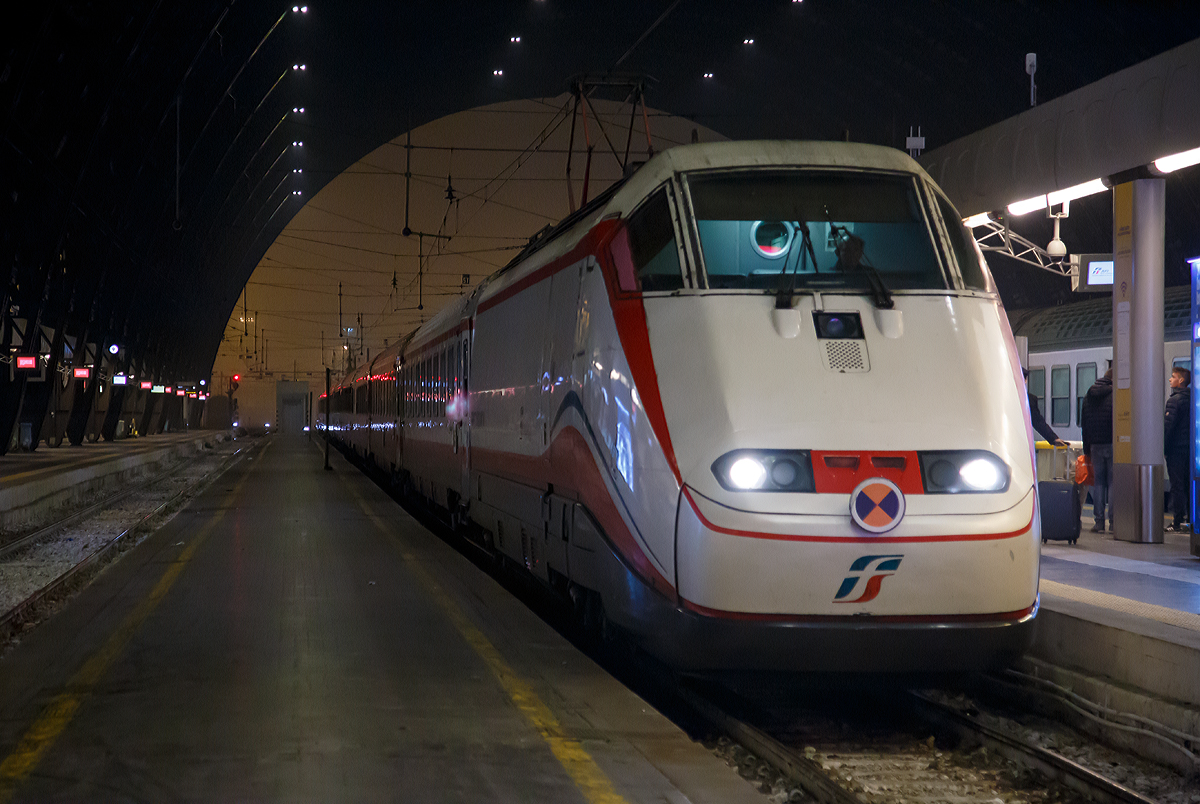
xmin=1007 ymin=178 xmax=1107 ymax=216
xmin=1154 ymin=146 xmax=1200 ymax=174
xmin=1048 ymin=178 xmax=1107 ymax=206
xmin=962 ymin=212 xmax=992 ymax=228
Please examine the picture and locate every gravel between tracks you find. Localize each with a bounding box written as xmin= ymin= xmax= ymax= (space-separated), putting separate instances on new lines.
xmin=0 ymin=437 xmax=246 ymax=639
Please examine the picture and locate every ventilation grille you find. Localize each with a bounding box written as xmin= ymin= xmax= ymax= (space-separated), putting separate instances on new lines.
xmin=823 ymin=340 xmax=870 ymax=373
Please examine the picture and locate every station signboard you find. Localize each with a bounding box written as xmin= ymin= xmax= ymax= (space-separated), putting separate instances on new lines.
xmin=112 ymin=374 xmax=127 ymax=385
xmin=16 ymin=356 xmax=37 ymax=370
xmin=141 ymin=381 xmax=153 ymax=390
xmin=73 ymin=367 xmax=90 ymax=379
xmin=151 ymin=385 xmax=165 ymax=394
xmin=1071 ymin=253 xmax=1115 ymax=292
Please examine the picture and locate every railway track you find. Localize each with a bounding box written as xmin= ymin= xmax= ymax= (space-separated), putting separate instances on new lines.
xmin=0 ymin=440 xmax=253 ymax=643
xmin=678 ymin=681 xmax=1165 ymax=804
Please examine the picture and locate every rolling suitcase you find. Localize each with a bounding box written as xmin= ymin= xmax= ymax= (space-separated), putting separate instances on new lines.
xmin=1038 ymin=445 xmax=1082 ymax=544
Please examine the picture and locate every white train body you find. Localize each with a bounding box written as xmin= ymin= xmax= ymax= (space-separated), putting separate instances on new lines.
xmin=1016 ymin=288 xmax=1192 ymax=444
xmin=322 ymin=141 xmax=1040 ymax=673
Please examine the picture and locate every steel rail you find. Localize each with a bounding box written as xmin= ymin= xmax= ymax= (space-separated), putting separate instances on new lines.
xmin=678 ymin=683 xmax=1157 ymax=804
xmin=903 ymin=691 xmax=1159 ymax=804
xmin=0 ymin=444 xmax=252 ymax=639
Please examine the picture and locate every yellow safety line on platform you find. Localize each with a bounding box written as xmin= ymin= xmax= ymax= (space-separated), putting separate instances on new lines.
xmin=0 ymin=444 xmax=260 ymax=803
xmin=1040 ymin=579 xmax=1200 ymax=632
xmin=344 ymin=480 xmax=629 ymax=804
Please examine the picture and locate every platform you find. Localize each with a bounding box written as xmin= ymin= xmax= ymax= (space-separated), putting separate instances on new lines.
xmin=1031 ymin=522 xmax=1200 ymax=744
xmin=0 ymin=431 xmax=224 ymax=533
xmin=0 ymin=435 xmax=759 ymax=802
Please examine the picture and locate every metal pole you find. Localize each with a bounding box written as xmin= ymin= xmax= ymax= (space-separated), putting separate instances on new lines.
xmin=1111 ymin=178 xmax=1166 ymax=543
xmin=324 ymin=366 xmax=331 ymax=470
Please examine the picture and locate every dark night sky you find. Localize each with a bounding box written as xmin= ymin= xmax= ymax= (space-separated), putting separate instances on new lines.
xmin=277 ymin=1 xmax=1200 ymax=311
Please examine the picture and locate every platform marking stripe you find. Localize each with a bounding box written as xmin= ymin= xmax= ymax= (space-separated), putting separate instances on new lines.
xmin=1040 ymin=579 xmax=1200 ymax=632
xmin=344 ymin=482 xmax=629 ymax=804
xmin=0 ymin=453 xmax=258 ymax=802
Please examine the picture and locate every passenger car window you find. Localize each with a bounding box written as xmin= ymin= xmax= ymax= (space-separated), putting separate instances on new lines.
xmin=1051 ymin=365 xmax=1070 ymax=427
xmin=611 ymin=187 xmax=684 ymax=292
xmin=1029 ymin=367 xmax=1046 ymax=417
xmin=1076 ymin=363 xmax=1096 ymax=426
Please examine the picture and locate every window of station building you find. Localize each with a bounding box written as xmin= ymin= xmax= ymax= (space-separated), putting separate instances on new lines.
xmin=610 ymin=186 xmax=685 ymax=293
xmin=1173 ymin=357 xmax=1191 ymax=374
xmin=1050 ymin=365 xmax=1070 ymax=427
xmin=1028 ymin=367 xmax=1046 ymax=418
xmin=1075 ymin=363 xmax=1096 ymax=425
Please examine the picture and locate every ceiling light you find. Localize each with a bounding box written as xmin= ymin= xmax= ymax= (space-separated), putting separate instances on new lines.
xmin=743 ymin=38 xmax=754 ymax=44
xmin=703 ymin=72 xmax=714 ymax=79
xmin=510 ymin=36 xmax=520 ymax=42
xmin=493 ymin=69 xmax=503 ymax=76
xmin=962 ymin=212 xmax=992 ymax=228
xmin=1153 ymin=146 xmax=1200 ymax=174
xmin=292 ymin=64 xmax=306 ymax=71
xmin=1007 ymin=178 xmax=1106 ymax=217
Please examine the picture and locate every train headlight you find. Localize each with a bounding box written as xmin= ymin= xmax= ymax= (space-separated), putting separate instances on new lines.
xmin=712 ymin=450 xmax=815 ymax=492
xmin=919 ymin=451 xmax=1010 ymax=493
xmin=729 ymin=457 xmax=766 ymax=489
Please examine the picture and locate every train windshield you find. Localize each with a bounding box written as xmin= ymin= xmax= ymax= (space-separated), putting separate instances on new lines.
xmin=686 ymin=170 xmax=952 ymax=293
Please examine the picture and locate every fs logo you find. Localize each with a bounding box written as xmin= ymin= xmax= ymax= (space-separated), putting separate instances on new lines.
xmin=833 ymin=554 xmax=903 ymax=603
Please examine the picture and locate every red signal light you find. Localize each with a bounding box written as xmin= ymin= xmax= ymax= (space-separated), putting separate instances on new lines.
xmin=232 ymin=374 xmax=240 ymax=382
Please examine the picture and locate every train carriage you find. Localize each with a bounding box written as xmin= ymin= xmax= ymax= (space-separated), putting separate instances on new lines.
xmin=321 ymin=141 xmax=1040 ymax=674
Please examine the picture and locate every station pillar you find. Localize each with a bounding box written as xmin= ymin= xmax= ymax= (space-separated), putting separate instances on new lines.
xmin=1111 ymin=179 xmax=1165 ymax=543
xmin=1190 ymin=257 xmax=1200 ymax=557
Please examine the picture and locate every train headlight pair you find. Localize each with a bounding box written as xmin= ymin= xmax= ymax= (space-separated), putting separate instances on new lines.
xmin=919 ymin=451 xmax=1010 ymax=493
xmin=712 ymin=450 xmax=815 ymax=492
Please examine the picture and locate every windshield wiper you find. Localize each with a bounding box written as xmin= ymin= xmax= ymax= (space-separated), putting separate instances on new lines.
xmin=826 ymin=212 xmax=894 ymax=310
xmin=773 ymin=220 xmax=819 ymax=310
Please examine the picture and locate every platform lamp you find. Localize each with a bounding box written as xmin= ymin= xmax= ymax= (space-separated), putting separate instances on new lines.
xmin=1190 ymin=256 xmax=1200 ymax=557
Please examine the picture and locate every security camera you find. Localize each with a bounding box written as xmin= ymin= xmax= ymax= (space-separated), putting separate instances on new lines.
xmin=1047 ymin=237 xmax=1067 ymax=259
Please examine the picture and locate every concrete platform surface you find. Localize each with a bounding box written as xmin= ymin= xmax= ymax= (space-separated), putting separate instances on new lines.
xmin=1034 ymin=526 xmax=1200 ymax=714
xmin=0 ymin=431 xmax=225 ymax=532
xmin=0 ymin=435 xmax=760 ymax=803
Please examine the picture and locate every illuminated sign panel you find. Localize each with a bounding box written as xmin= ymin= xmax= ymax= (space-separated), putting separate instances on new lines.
xmin=73 ymin=367 xmax=91 ymax=379
xmin=112 ymin=375 xmax=127 ymax=385
xmin=16 ymin=356 xmax=37 ymax=369
xmin=141 ymin=381 xmax=153 ymax=390
xmin=1072 ymin=253 xmax=1115 ymax=292
xmin=151 ymin=385 xmax=165 ymax=394
xmin=176 ymin=389 xmax=185 ymax=396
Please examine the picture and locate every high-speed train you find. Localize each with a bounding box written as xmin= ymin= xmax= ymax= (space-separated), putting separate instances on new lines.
xmin=320 ymin=141 xmax=1040 ymax=674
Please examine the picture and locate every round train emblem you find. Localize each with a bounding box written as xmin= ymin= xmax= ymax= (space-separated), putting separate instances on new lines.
xmin=849 ymin=478 xmax=905 ymax=533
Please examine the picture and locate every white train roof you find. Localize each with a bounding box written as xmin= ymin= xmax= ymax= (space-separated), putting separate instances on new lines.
xmin=608 ymin=140 xmax=936 ymax=216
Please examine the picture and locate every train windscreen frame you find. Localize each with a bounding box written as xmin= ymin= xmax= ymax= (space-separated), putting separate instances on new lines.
xmin=684 ymin=169 xmax=953 ymax=293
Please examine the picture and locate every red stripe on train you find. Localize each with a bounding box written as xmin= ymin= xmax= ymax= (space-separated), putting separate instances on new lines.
xmin=682 ymin=486 xmax=1034 ymax=544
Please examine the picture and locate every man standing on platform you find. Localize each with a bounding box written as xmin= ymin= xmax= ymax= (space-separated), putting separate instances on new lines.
xmin=1164 ymin=366 xmax=1192 ymax=532
xmin=1081 ymin=368 xmax=1115 ymax=533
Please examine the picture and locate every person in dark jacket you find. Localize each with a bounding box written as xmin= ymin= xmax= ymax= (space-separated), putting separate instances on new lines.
xmin=1080 ymin=368 xmax=1114 ymax=532
xmin=1024 ymin=369 xmax=1066 ymax=446
xmin=1164 ymin=366 xmax=1192 ymax=531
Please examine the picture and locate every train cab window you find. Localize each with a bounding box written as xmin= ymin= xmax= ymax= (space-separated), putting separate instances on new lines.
xmin=686 ymin=170 xmax=948 ymax=292
xmin=611 ymin=187 xmax=684 ymax=293
xmin=935 ymin=195 xmax=988 ymax=291
xmin=1028 ymin=367 xmax=1046 ymax=417
xmin=1050 ymin=365 xmax=1070 ymax=427
xmin=1075 ymin=363 xmax=1097 ymax=425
